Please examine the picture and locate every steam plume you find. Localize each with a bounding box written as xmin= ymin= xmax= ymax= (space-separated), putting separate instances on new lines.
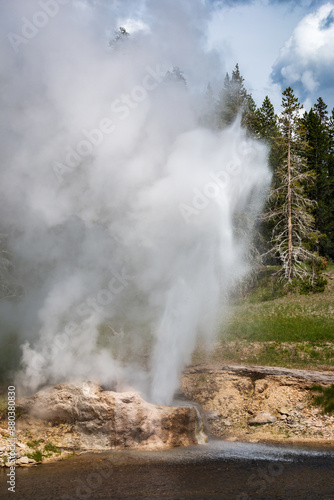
xmin=0 ymin=0 xmax=270 ymax=404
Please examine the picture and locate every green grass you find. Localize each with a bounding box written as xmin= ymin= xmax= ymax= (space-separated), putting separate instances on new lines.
xmin=224 ymin=315 xmax=334 ymax=342
xmin=209 ymin=266 xmax=334 ymax=369
xmin=310 ymin=384 xmax=334 ymax=413
xmin=223 ymin=267 xmax=334 ymax=343
xmin=27 ymin=440 xmax=41 ymax=448
xmin=0 ymin=395 xmax=7 ymax=420
xmin=24 ymin=441 xmax=61 ymax=462
xmin=44 ymin=443 xmax=61 ymax=454
xmin=210 ymin=340 xmax=334 ymax=369
xmin=27 ymin=450 xmax=43 ymax=462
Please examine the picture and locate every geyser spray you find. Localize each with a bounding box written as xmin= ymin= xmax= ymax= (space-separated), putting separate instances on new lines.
xmin=0 ymin=0 xmax=271 ymax=404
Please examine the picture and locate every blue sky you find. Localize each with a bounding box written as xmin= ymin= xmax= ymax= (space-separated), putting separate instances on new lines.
xmin=2 ymin=0 xmax=333 ymax=114
xmin=206 ymin=0 xmax=334 ymax=112
xmin=114 ymin=0 xmax=334 ymax=112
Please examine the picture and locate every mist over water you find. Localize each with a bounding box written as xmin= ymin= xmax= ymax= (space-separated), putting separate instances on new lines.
xmin=0 ymin=0 xmax=270 ymax=404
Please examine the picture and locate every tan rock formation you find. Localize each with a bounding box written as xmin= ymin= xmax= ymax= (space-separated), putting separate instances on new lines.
xmin=182 ymin=365 xmax=334 ymax=445
xmin=17 ymin=382 xmax=206 ymax=451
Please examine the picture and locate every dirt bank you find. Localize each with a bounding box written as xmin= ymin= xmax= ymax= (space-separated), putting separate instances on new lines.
xmin=181 ymin=364 xmax=334 ymax=447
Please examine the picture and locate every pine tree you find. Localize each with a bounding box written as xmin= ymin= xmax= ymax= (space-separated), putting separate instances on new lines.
xmin=255 ymin=96 xmax=282 ymax=259
xmin=256 ymin=95 xmax=282 ymax=169
xmin=264 ymin=88 xmax=319 ymax=283
xmin=257 ymin=96 xmax=278 ymax=138
xmin=322 ymin=107 xmax=334 ymax=259
xmin=217 ymin=64 xmax=257 ymax=134
xmin=217 ymin=72 xmax=233 ymax=126
xmin=314 ymin=97 xmax=328 ymax=124
xmin=200 ymin=82 xmax=217 ymax=129
xmin=303 ymin=100 xmax=330 ymax=255
xmin=230 ymin=63 xmax=248 ymax=115
xmin=243 ymin=93 xmax=259 ymax=136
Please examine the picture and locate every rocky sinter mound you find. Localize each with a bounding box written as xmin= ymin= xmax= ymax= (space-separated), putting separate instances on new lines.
xmin=0 ymin=381 xmax=207 ymax=467
xmin=182 ymin=365 xmax=334 ymax=446
xmin=17 ymin=382 xmax=205 ymax=451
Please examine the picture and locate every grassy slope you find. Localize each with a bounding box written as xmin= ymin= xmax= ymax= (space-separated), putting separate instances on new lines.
xmin=197 ymin=266 xmax=334 ymax=370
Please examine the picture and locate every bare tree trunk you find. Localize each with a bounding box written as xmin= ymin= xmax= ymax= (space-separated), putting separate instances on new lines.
xmin=287 ymin=118 xmax=293 ymax=280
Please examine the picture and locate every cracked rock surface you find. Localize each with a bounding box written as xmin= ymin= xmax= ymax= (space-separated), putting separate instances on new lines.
xmin=1 ymin=381 xmax=206 ymax=466
xmin=182 ymin=365 xmax=334 ymax=446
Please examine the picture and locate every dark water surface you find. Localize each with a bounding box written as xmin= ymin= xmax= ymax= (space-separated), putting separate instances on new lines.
xmin=1 ymin=439 xmax=334 ymax=499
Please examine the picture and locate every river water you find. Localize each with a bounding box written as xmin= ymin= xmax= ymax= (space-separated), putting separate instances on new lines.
xmin=1 ymin=439 xmax=334 ymax=499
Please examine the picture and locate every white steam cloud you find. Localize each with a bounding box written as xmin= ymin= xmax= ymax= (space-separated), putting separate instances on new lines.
xmin=0 ymin=0 xmax=270 ymax=404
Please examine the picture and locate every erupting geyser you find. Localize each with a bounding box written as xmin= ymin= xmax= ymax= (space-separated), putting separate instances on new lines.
xmin=0 ymin=1 xmax=271 ymax=405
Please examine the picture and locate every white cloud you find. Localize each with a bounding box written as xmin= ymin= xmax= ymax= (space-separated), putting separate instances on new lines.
xmin=206 ymin=0 xmax=316 ymax=110
xmin=301 ymin=69 xmax=318 ymax=92
xmin=271 ymin=2 xmax=334 ymax=104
